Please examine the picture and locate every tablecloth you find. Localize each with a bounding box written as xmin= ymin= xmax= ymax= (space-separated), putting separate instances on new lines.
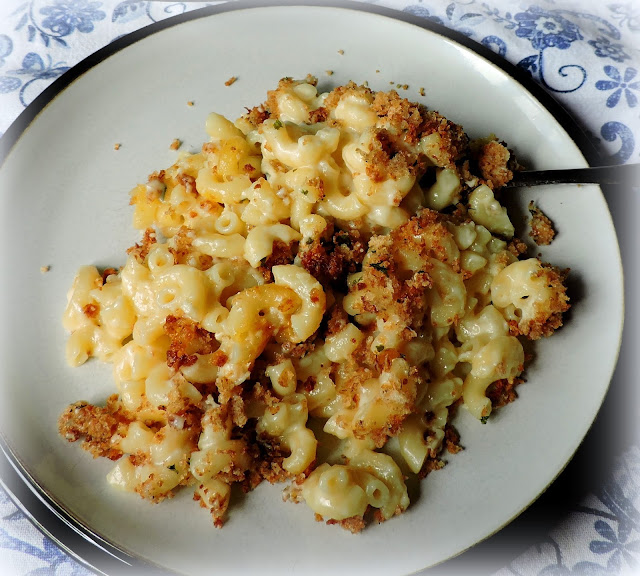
xmin=0 ymin=1 xmax=638 ymax=575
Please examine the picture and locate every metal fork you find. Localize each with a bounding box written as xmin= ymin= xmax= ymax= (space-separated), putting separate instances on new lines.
xmin=504 ymin=163 xmax=640 ymax=188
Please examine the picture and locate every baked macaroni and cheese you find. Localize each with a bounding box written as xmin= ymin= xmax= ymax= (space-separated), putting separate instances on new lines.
xmin=58 ymin=77 xmax=569 ymax=532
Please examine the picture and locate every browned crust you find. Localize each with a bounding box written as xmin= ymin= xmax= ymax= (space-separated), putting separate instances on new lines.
xmin=444 ymin=423 xmax=463 ymax=454
xmin=58 ymin=397 xmax=130 ymax=460
xmin=82 ymin=303 xmax=99 ymax=319
xmin=100 ymin=267 xmax=119 ymax=283
xmin=475 ymin=140 xmax=514 ymax=189
xmin=309 ymin=107 xmax=328 ymax=124
xmin=418 ymin=457 xmax=446 ymax=479
xmin=509 ymin=264 xmax=570 ymax=340
xmin=390 ymin=209 xmax=459 ymax=270
xmin=164 ymin=315 xmax=218 ymax=370
xmin=507 ymin=237 xmax=529 ymax=258
xmin=300 ymin=223 xmax=366 ymax=291
xmin=326 ymin=303 xmax=349 ymax=337
xmin=363 ymin=128 xmax=427 ymax=183
xmin=528 ymin=201 xmax=556 ymax=246
xmin=245 ymin=105 xmax=270 ymax=128
xmin=126 ymin=228 xmax=157 ymax=264
xmin=322 ymin=514 xmax=367 ymax=534
xmin=486 ymin=377 xmax=524 ymax=409
xmin=169 ymin=226 xmax=213 ymax=270
xmin=278 ymin=338 xmax=317 ymax=360
xmin=258 ymin=240 xmax=298 ymax=282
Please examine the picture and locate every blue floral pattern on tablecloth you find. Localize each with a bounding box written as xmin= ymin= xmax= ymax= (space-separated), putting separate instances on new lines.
xmin=494 ymin=446 xmax=640 ymax=576
xmin=0 ymin=1 xmax=638 ymax=575
xmin=0 ymin=486 xmax=90 ymax=575
xmin=596 ymin=65 xmax=640 ymax=108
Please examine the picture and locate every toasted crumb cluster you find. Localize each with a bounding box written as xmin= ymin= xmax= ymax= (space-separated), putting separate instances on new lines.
xmin=59 ymin=77 xmax=570 ymax=533
xmin=475 ymin=140 xmax=514 ymax=189
xmin=58 ymin=398 xmax=129 ymax=460
xmin=528 ymin=201 xmax=556 ymax=246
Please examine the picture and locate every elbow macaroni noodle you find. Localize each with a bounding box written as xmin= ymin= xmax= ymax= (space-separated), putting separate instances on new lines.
xmin=58 ymin=77 xmax=570 ymax=532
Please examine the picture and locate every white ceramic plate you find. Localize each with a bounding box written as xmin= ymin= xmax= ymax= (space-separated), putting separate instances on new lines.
xmin=0 ymin=3 xmax=623 ymax=576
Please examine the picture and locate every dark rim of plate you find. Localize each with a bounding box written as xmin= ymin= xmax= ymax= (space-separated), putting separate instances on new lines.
xmin=0 ymin=1 xmax=603 ymax=575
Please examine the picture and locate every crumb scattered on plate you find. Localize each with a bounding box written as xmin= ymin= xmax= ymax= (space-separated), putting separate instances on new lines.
xmin=114 ymin=143 xmax=121 ymax=151
xmin=170 ymin=139 xmax=182 ymax=150
xmin=225 ymin=76 xmax=237 ymax=86
xmin=337 ymin=49 xmax=344 ymax=55
xmin=528 ymin=201 xmax=556 ymax=246
xmin=40 ymin=265 xmax=50 ymax=274
xmin=419 ymin=87 xmax=425 ymax=96
xmin=326 ymin=70 xmax=334 ymax=76
xmin=187 ymin=101 xmax=195 ymax=107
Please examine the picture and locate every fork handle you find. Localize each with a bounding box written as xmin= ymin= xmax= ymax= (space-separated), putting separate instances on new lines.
xmin=505 ymin=163 xmax=640 ymax=188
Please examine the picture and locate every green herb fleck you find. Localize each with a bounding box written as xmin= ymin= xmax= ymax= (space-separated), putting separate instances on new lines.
xmin=301 ymin=189 xmax=309 ymax=195
xmin=168 ymin=464 xmax=177 ymax=472
xmin=306 ymin=238 xmax=314 ymax=245
xmin=376 ymin=345 xmax=385 ymax=352
xmin=480 ymin=415 xmax=489 ymax=425
xmin=273 ymin=119 xmax=283 ymax=130
xmin=370 ymin=262 xmax=388 ymax=276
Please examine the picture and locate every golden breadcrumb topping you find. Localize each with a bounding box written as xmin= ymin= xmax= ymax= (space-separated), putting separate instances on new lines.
xmin=509 ymin=264 xmax=570 ymax=340
xmin=475 ymin=139 xmax=513 ymax=189
xmin=528 ymin=201 xmax=557 ymax=246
